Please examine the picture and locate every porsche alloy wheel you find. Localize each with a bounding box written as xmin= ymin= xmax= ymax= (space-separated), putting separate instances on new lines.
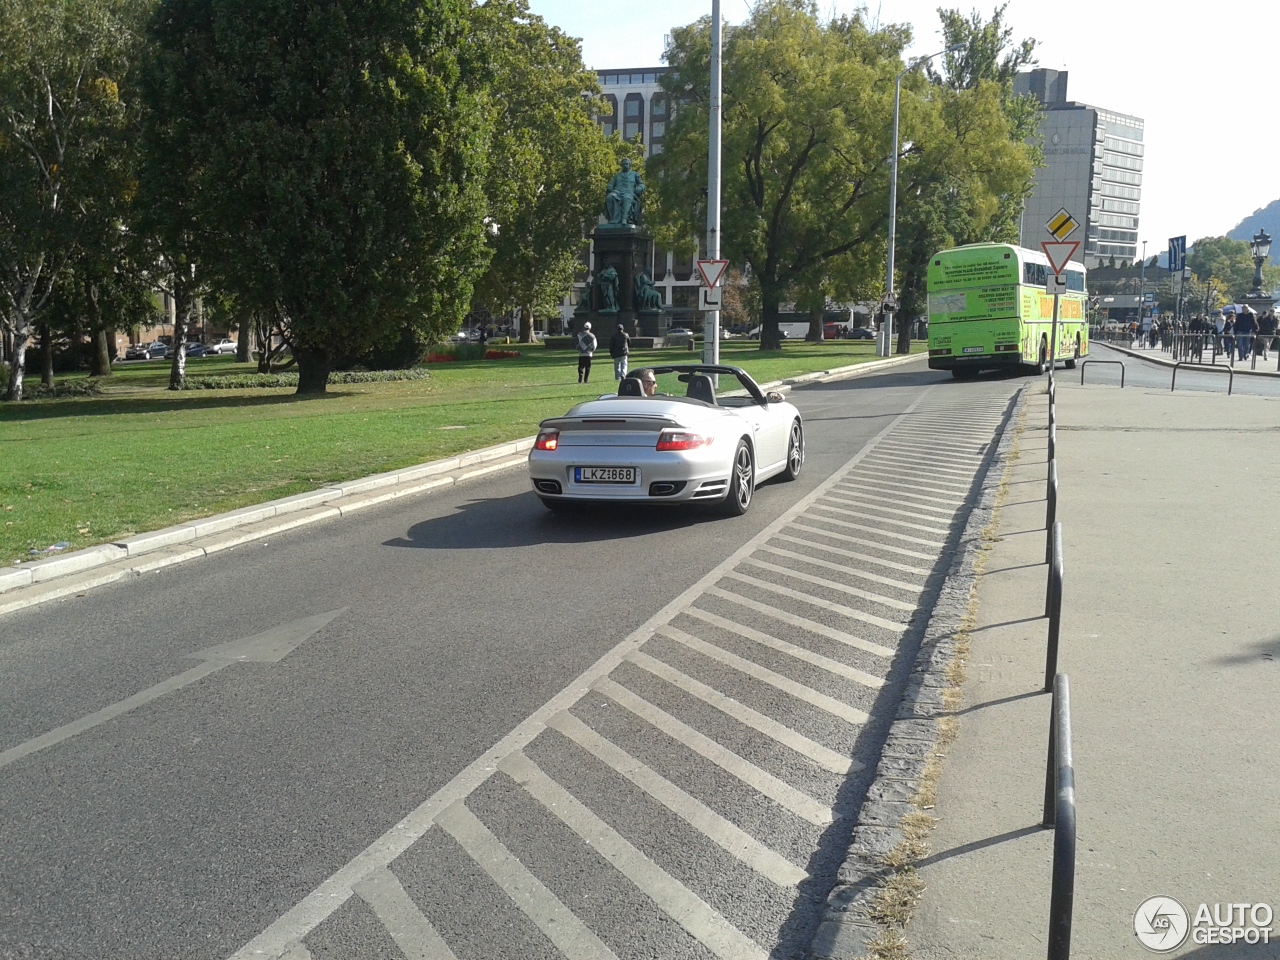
xmin=722 ymin=440 xmax=754 ymax=516
xmin=783 ymin=420 xmax=804 ymax=481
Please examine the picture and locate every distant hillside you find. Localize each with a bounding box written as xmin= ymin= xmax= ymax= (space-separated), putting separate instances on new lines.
xmin=1228 ymin=199 xmax=1280 ymax=263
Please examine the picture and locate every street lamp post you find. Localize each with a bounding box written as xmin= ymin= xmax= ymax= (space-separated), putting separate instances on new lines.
xmin=1248 ymin=230 xmax=1272 ymax=298
xmin=881 ymin=43 xmax=964 ymax=357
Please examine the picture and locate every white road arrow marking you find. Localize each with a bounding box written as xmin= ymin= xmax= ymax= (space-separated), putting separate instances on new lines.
xmin=0 ymin=609 xmax=346 ymax=771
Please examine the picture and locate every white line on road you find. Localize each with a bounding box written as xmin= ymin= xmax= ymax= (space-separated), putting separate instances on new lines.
xmin=813 ymin=501 xmax=951 ymax=537
xmin=684 ymin=607 xmax=885 ymax=689
xmin=660 ymin=625 xmax=872 ymax=723
xmin=826 ymin=489 xmax=955 ymax=519
xmin=435 ymin=801 xmax=620 ymax=960
xmin=759 ymin=544 xmax=923 ymax=595
xmin=797 ymin=513 xmax=944 ymax=552
xmin=704 ymin=586 xmax=897 ymax=659
xmin=593 ymin=677 xmax=832 ymax=825
xmin=352 ymin=867 xmax=459 ymax=960
xmin=777 ymin=529 xmax=932 ymax=575
xmin=741 ymin=558 xmax=917 ymax=611
xmin=547 ymin=711 xmax=807 ymax=886
xmin=720 ymin=573 xmax=907 ymax=637
xmin=835 ymin=482 xmax=959 ymax=509
xmin=625 ymin=651 xmax=859 ymax=776
xmin=499 ymin=752 xmax=768 ymax=960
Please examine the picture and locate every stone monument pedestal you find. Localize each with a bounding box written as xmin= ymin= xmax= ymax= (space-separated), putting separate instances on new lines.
xmin=574 ymin=224 xmax=664 ymax=337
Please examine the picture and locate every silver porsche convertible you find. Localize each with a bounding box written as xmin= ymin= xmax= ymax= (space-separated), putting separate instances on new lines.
xmin=528 ymin=364 xmax=804 ymax=516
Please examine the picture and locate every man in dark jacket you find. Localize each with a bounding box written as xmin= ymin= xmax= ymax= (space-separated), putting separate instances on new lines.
xmin=609 ymin=324 xmax=630 ymax=380
xmin=1257 ymin=311 xmax=1276 ymax=361
xmin=1235 ymin=307 xmax=1257 ymax=361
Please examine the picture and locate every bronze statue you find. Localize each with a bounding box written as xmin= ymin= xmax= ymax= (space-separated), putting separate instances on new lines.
xmin=634 ymin=270 xmax=663 ymax=312
xmin=597 ymin=265 xmax=620 ymax=312
xmin=605 ymin=158 xmax=645 ymax=226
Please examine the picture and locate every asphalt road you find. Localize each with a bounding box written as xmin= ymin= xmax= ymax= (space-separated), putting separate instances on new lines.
xmin=1088 ymin=341 xmax=1280 ymax=396
xmin=2 ymin=359 xmax=1023 ymax=960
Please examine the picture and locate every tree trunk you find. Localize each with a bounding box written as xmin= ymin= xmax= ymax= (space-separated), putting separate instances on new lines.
xmin=91 ymin=327 xmax=112 ymax=377
xmin=805 ymin=293 xmax=824 ymax=342
xmin=294 ymin=345 xmax=331 ymax=394
xmin=41 ymin=325 xmax=54 ymax=387
xmin=5 ymin=333 xmax=29 ymax=401
xmin=256 ymin=316 xmax=271 ymax=373
xmin=758 ymin=281 xmax=783 ymax=350
xmin=895 ymin=309 xmax=913 ymax=354
xmin=236 ymin=318 xmax=252 ymax=363
xmin=168 ymin=281 xmax=193 ymax=390
xmin=519 ymin=305 xmax=534 ymax=344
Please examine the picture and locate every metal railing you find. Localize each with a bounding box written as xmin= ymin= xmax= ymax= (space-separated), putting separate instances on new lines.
xmin=1044 ymin=521 xmax=1063 ymax=690
xmin=1042 ymin=673 xmax=1076 ymax=960
xmin=1078 ymin=359 xmax=1124 ymax=387
xmin=1171 ymin=361 xmax=1234 ymax=396
xmin=1045 ymin=462 xmax=1058 ymax=561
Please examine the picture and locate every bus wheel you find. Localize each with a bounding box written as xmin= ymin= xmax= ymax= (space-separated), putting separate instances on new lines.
xmin=1065 ymin=336 xmax=1081 ymax=369
xmin=1035 ymin=337 xmax=1049 ymax=375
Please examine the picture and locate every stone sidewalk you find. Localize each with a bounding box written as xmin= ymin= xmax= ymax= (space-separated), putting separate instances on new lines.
xmin=904 ymin=380 xmax=1280 ymax=959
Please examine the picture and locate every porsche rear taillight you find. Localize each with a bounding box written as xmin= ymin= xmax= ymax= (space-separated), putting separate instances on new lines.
xmin=534 ymin=429 xmax=559 ymax=451
xmin=656 ymin=430 xmax=713 ymax=452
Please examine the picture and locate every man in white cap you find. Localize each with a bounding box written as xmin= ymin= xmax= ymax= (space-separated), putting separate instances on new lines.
xmin=576 ymin=322 xmax=597 ymax=383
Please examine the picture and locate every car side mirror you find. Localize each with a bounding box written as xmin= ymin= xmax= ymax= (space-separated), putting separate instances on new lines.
xmin=765 ymin=391 xmax=785 ymax=404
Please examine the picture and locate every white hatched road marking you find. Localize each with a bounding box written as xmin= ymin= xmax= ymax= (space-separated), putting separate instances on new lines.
xmin=826 ymin=489 xmax=955 ymax=519
xmin=780 ymin=527 xmax=933 ymax=574
xmin=226 ymin=384 xmax=1019 ymax=960
xmin=685 ymin=607 xmax=886 ymax=689
xmin=742 ymin=557 xmax=917 ymax=611
xmin=659 ymin=624 xmax=874 ymax=722
xmin=546 ymin=711 xmax=807 ymax=887
xmin=720 ymin=572 xmax=908 ymax=635
xmin=854 ymin=463 xmax=972 ymax=491
xmin=837 ymin=482 xmax=960 ymax=509
xmin=861 ymin=454 xmax=977 ymax=477
xmin=499 ymin=753 xmax=769 ymax=960
xmin=799 ymin=511 xmax=946 ymax=550
xmin=818 ymin=500 xmax=951 ymax=535
xmin=435 ymin=802 xmax=621 ymax=960
xmin=352 ymin=867 xmax=459 ymax=960
xmin=707 ymin=583 xmax=899 ymax=654
xmin=593 ymin=678 xmax=833 ymax=825
xmin=625 ymin=651 xmax=859 ymax=776
xmin=760 ymin=543 xmax=924 ymax=594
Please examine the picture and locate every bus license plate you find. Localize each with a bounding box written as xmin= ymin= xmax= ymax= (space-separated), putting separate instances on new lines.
xmin=575 ymin=466 xmax=636 ymax=484
xmin=962 ymin=346 xmax=984 ymax=354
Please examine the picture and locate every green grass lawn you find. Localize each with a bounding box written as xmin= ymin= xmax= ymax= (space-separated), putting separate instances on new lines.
xmin=1 ymin=340 xmax=922 ymax=564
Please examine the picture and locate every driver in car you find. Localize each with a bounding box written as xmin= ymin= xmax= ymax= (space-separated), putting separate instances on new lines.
xmin=637 ymin=369 xmax=658 ymax=396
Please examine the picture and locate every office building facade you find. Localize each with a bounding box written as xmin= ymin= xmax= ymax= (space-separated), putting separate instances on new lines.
xmin=1014 ymin=69 xmax=1144 ymax=269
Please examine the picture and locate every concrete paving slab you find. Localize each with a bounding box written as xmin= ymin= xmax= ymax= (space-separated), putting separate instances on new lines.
xmin=114 ymin=523 xmax=198 ymax=557
xmin=905 ymin=383 xmax=1280 ymax=960
xmin=27 ymin=544 xmax=128 ymax=583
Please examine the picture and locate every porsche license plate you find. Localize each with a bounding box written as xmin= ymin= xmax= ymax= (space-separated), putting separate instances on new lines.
xmin=575 ymin=466 xmax=636 ymax=484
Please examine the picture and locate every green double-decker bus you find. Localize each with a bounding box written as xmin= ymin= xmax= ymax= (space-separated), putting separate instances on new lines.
xmin=926 ymin=243 xmax=1088 ymax=378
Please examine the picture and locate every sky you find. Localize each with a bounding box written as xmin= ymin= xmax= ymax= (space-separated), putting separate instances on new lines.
xmin=528 ymin=0 xmax=1278 ymax=257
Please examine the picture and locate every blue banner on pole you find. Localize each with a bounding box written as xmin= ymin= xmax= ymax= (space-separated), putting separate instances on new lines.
xmin=1168 ymin=236 xmax=1186 ymax=273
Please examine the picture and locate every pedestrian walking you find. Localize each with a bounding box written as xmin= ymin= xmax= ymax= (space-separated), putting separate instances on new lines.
xmin=576 ymin=322 xmax=597 ymax=384
xmin=1235 ymin=307 xmax=1257 ymax=361
xmin=1223 ymin=315 xmax=1236 ymax=361
xmin=608 ymin=324 xmax=630 ymax=380
xmin=1257 ymin=311 xmax=1276 ymax=361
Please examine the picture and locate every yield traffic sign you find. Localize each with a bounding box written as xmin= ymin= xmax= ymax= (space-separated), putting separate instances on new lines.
xmin=1045 ymin=208 xmax=1079 ymax=242
xmin=1041 ymin=240 xmax=1080 ymax=276
xmin=696 ymin=259 xmax=730 ymax=288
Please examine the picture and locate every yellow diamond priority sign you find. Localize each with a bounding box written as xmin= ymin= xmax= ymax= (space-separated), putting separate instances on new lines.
xmin=1046 ymin=208 xmax=1079 ymax=242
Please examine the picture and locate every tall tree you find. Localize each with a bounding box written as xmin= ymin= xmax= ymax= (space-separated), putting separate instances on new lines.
xmin=142 ymin=0 xmax=494 ymax=393
xmin=1188 ymin=235 xmax=1279 ymax=300
xmin=0 ymin=0 xmax=146 ymax=399
xmin=468 ymin=0 xmax=618 ymax=344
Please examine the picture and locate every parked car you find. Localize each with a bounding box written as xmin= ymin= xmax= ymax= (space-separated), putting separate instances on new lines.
xmin=147 ymin=341 xmax=169 ymax=359
xmin=186 ymin=342 xmax=208 ymax=358
xmin=125 ymin=343 xmax=150 ymax=360
xmin=209 ymin=339 xmax=237 ymax=355
xmin=849 ymin=326 xmax=875 ymax=340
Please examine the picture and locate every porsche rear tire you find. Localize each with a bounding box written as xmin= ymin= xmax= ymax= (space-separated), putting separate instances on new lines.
xmin=721 ymin=440 xmax=754 ymax=516
xmin=782 ymin=420 xmax=804 ymax=481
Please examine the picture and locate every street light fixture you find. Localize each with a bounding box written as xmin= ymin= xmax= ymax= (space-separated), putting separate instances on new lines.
xmin=881 ymin=42 xmax=966 ymax=357
xmin=1249 ymin=230 xmax=1272 ymax=297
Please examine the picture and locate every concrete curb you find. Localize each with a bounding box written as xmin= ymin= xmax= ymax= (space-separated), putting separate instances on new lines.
xmin=807 ymin=383 xmax=1027 ymax=959
xmin=1094 ymin=341 xmax=1280 ymax=378
xmin=1 ymin=353 xmax=926 ymax=616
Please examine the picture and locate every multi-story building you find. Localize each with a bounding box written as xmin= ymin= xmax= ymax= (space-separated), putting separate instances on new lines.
xmin=1014 ymin=69 xmax=1144 ymax=270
